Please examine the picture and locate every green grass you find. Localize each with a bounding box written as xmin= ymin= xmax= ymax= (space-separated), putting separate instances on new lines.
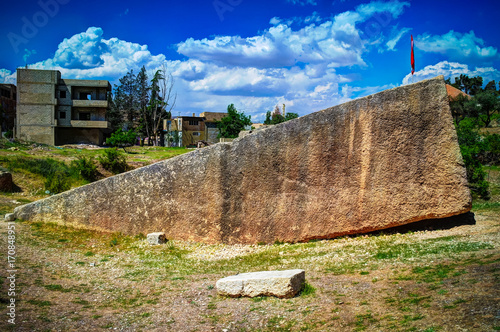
xmin=300 ymin=282 xmax=316 ymax=296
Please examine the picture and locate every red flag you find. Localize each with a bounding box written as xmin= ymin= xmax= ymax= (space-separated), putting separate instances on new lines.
xmin=411 ymin=35 xmax=415 ymax=75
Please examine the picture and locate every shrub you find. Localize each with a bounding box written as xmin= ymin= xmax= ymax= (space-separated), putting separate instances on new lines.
xmin=455 ymin=118 xmax=489 ymax=198
xmin=98 ymin=149 xmax=128 ymax=174
xmin=106 ymin=129 xmax=137 ymax=149
xmin=45 ymin=170 xmax=71 ymax=194
xmin=71 ymin=156 xmax=99 ymax=182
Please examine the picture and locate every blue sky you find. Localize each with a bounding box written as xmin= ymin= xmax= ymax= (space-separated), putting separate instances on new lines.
xmin=1 ymin=0 xmax=499 ymax=122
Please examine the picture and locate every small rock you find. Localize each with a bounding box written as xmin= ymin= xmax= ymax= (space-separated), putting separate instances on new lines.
xmin=147 ymin=232 xmax=168 ymax=245
xmin=5 ymin=213 xmax=15 ymax=221
xmin=216 ymin=269 xmax=305 ymax=298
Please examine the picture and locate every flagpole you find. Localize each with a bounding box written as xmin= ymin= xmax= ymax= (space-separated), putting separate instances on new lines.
xmin=411 ymin=34 xmax=415 ymax=84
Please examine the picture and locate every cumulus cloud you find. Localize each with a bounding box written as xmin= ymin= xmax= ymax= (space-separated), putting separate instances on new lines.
xmin=0 ymin=69 xmax=16 ymax=85
xmin=416 ymin=30 xmax=498 ymax=62
xmin=0 ymin=1 xmax=417 ymax=122
xmin=53 ymin=27 xmax=109 ymax=69
xmin=177 ymin=0 xmax=411 ymax=70
xmin=402 ymin=61 xmax=500 ymax=85
xmin=21 ymin=27 xmax=165 ymax=81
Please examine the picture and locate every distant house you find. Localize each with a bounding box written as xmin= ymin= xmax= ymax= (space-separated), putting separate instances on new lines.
xmin=164 ymin=112 xmax=227 ymax=147
xmin=16 ymin=69 xmax=111 ymax=146
xmin=446 ymin=84 xmax=470 ymax=100
xmin=0 ymin=84 xmax=16 ymax=135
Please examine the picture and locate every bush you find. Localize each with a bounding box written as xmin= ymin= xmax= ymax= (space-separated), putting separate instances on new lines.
xmin=456 ymin=118 xmax=489 ymax=198
xmin=98 ymin=149 xmax=128 ymax=174
xmin=106 ymin=129 xmax=137 ymax=148
xmin=482 ymin=134 xmax=500 ymax=165
xmin=45 ymin=170 xmax=71 ymax=194
xmin=71 ymin=156 xmax=99 ymax=182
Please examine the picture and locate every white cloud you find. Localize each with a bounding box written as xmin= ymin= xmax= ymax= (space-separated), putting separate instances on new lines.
xmin=402 ymin=61 xmax=500 ymax=85
xmin=416 ymin=30 xmax=498 ymax=62
xmin=287 ymin=0 xmax=317 ymax=5
xmin=356 ymin=0 xmax=410 ymax=19
xmin=0 ymin=1 xmax=416 ymax=122
xmin=177 ymin=0 xmax=411 ymax=70
xmin=386 ymin=27 xmax=411 ymax=51
xmin=0 ymin=69 xmax=16 ymax=85
xmin=20 ymin=27 xmax=165 ymax=81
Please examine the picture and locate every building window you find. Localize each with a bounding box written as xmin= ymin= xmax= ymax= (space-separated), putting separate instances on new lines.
xmin=189 ymin=120 xmax=199 ymax=126
xmin=80 ymin=92 xmax=92 ymax=100
xmin=193 ymin=132 xmax=200 ymax=136
xmin=79 ymin=112 xmax=91 ymax=120
xmin=60 ymin=111 xmax=66 ymax=119
xmin=60 ymin=90 xmax=66 ymax=98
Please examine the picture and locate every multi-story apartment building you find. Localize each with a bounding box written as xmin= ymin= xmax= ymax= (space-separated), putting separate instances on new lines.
xmin=164 ymin=112 xmax=227 ymax=147
xmin=16 ymin=69 xmax=111 ymax=146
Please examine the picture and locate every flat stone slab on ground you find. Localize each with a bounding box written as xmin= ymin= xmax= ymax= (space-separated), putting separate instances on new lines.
xmin=147 ymin=232 xmax=167 ymax=245
xmin=216 ymin=269 xmax=305 ymax=298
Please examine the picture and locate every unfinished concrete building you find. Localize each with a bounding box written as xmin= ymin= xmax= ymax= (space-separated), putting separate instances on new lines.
xmin=16 ymin=69 xmax=111 ymax=146
xmin=0 ymin=84 xmax=17 ymax=135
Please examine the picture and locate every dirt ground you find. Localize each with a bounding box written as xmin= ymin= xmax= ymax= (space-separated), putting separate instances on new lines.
xmin=0 ymin=208 xmax=498 ymax=332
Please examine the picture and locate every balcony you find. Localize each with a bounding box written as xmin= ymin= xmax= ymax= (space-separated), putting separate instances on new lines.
xmin=70 ymin=120 xmax=110 ymax=128
xmin=72 ymin=99 xmax=108 ymax=108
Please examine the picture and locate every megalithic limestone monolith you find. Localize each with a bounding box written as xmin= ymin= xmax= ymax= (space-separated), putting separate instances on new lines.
xmin=14 ymin=76 xmax=471 ymax=244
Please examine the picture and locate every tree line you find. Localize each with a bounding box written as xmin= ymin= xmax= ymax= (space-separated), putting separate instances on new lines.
xmin=447 ymin=74 xmax=500 ymax=199
xmin=107 ymin=65 xmax=176 ymax=146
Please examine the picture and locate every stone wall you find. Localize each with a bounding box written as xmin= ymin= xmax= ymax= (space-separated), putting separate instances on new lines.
xmin=14 ymin=77 xmax=471 ymax=244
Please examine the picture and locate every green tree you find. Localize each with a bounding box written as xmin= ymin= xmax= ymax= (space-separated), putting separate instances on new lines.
xmin=452 ymin=74 xmax=483 ymax=96
xmin=114 ymin=70 xmax=139 ymax=130
xmin=285 ymin=112 xmax=299 ymax=121
xmin=449 ymin=94 xmax=470 ymax=125
xmin=216 ymin=104 xmax=251 ymax=138
xmin=106 ymin=128 xmax=137 ymax=152
xmin=106 ymin=90 xmax=123 ymax=132
xmin=145 ymin=67 xmax=176 ymax=146
xmin=484 ymin=80 xmax=498 ymax=94
xmin=264 ymin=105 xmax=298 ymax=125
xmin=466 ymin=91 xmax=499 ymax=128
xmin=456 ymin=118 xmax=489 ymax=198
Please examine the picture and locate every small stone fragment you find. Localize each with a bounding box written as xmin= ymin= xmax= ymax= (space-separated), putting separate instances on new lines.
xmin=5 ymin=213 xmax=15 ymax=221
xmin=147 ymin=232 xmax=168 ymax=245
xmin=216 ymin=269 xmax=305 ymax=298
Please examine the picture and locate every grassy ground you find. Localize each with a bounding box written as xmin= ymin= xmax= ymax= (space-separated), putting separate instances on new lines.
xmin=0 ymin=139 xmax=189 ymax=214
xmin=0 ymin=141 xmax=498 ymax=331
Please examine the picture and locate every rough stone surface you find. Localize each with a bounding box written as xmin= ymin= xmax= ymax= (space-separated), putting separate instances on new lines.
xmin=147 ymin=232 xmax=168 ymax=245
xmin=216 ymin=269 xmax=305 ymax=298
xmin=13 ymin=77 xmax=471 ymax=244
xmin=0 ymin=171 xmax=13 ymax=192
xmin=5 ymin=213 xmax=15 ymax=221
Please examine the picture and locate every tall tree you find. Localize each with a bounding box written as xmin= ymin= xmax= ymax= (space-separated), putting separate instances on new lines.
xmin=115 ymin=70 xmax=139 ymax=130
xmin=136 ymin=66 xmax=150 ymax=139
xmin=106 ymin=90 xmax=123 ymax=131
xmin=216 ymin=104 xmax=251 ymax=138
xmin=471 ymin=91 xmax=500 ymax=127
xmin=145 ymin=66 xmax=176 ymax=146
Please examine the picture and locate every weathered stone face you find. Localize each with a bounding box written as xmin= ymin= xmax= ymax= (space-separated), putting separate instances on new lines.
xmin=14 ymin=77 xmax=471 ymax=244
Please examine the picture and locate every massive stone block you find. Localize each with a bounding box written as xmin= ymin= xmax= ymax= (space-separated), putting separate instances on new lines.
xmin=13 ymin=77 xmax=471 ymax=244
